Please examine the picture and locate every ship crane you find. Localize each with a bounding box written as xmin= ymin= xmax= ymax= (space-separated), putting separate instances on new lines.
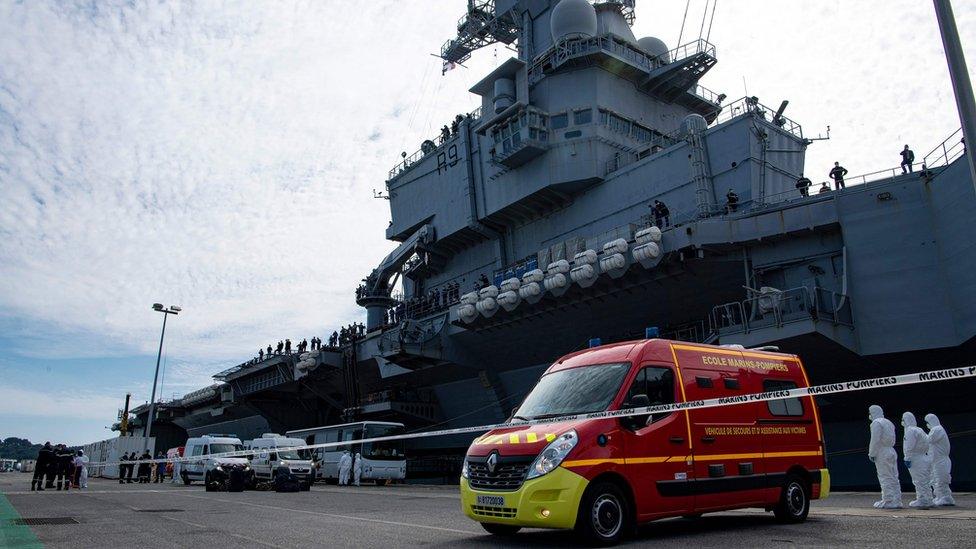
xmin=439 ymin=0 xmax=520 ymax=71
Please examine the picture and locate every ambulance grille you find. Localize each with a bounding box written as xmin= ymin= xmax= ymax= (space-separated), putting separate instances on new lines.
xmin=471 ymin=505 xmax=517 ymax=519
xmin=467 ymin=456 xmax=532 ymax=491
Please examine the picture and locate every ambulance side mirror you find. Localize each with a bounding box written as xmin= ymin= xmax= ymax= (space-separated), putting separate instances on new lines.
xmin=622 ymin=394 xmax=650 ymax=430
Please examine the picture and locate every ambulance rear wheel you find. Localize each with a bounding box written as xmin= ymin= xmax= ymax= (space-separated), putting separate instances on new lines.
xmin=576 ymin=481 xmax=630 ymax=545
xmin=181 ymin=472 xmax=191 ymax=486
xmin=480 ymin=523 xmax=521 ymax=536
xmin=773 ymin=474 xmax=810 ymax=523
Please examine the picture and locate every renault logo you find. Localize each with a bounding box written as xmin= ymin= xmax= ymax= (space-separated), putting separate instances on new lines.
xmin=486 ymin=451 xmax=499 ymax=474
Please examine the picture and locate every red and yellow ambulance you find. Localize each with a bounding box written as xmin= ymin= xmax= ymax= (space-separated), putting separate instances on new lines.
xmin=460 ymin=339 xmax=829 ymax=544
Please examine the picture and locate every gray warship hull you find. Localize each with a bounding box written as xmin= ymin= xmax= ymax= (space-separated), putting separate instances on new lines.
xmin=134 ymin=1 xmax=976 ymax=490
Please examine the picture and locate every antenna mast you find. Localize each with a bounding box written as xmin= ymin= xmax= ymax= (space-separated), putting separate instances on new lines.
xmin=933 ymin=0 xmax=976 ymax=193
xmin=439 ymin=0 xmax=520 ymax=72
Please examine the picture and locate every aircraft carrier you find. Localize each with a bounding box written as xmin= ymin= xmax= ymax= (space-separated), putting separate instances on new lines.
xmin=126 ymin=0 xmax=976 ymax=489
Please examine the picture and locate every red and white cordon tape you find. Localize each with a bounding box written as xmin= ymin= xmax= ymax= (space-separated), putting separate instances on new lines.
xmin=89 ymin=365 xmax=976 ymax=467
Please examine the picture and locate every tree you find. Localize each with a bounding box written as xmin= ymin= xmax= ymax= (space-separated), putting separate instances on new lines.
xmin=0 ymin=437 xmax=44 ymax=460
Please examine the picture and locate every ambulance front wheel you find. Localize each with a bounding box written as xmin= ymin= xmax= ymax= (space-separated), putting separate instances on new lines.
xmin=773 ymin=474 xmax=810 ymax=523
xmin=480 ymin=523 xmax=521 ymax=536
xmin=576 ymin=481 xmax=631 ymax=545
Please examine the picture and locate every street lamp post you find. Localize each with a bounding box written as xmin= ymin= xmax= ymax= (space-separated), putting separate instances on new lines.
xmin=144 ymin=303 xmax=181 ymax=453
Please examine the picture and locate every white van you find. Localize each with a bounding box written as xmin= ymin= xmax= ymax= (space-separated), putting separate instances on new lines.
xmin=181 ymin=434 xmax=253 ymax=490
xmin=244 ymin=434 xmax=314 ymax=489
xmin=287 ymin=421 xmax=406 ymax=485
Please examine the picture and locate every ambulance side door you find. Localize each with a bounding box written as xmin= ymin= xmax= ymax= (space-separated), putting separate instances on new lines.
xmin=685 ymin=367 xmax=767 ymax=511
xmin=620 ymin=364 xmax=695 ymax=519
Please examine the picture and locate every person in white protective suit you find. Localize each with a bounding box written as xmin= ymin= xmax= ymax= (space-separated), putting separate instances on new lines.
xmin=171 ymin=456 xmax=182 ymax=484
xmin=901 ymin=412 xmax=933 ymax=508
xmin=868 ymin=405 xmax=902 ymax=508
xmin=353 ymin=453 xmax=363 ymax=486
xmin=925 ymin=413 xmax=955 ymax=506
xmin=73 ymin=450 xmax=89 ymax=489
xmin=338 ymin=450 xmax=352 ymax=486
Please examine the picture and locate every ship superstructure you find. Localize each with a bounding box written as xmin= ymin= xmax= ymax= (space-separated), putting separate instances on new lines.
xmin=131 ymin=1 xmax=976 ymax=488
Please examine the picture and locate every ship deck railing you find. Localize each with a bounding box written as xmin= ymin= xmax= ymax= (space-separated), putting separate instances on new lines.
xmin=710 ymin=97 xmax=804 ymax=140
xmin=528 ymin=35 xmax=716 ymax=89
xmin=710 ymin=287 xmax=853 ymax=338
xmin=496 ymin=156 xmax=954 ymax=291
xmin=388 ymin=106 xmax=482 ymax=181
xmin=660 ymin=158 xmax=953 ymax=230
xmin=606 ymin=97 xmax=804 ymax=177
xmin=213 ymin=350 xmax=315 ymax=381
xmin=923 ymin=127 xmax=966 ymax=169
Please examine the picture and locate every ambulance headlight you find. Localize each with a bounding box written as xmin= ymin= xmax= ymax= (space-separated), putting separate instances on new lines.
xmin=526 ymin=430 xmax=578 ymax=480
xmin=461 ymin=460 xmax=470 ymax=479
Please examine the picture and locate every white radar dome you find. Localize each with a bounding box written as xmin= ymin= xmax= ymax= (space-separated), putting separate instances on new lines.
xmin=638 ymin=37 xmax=670 ymax=63
xmin=680 ymin=113 xmax=709 ymax=136
xmin=550 ymin=0 xmax=598 ymax=43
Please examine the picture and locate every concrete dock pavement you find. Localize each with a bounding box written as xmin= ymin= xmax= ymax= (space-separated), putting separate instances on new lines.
xmin=1 ymin=475 xmax=972 ymax=548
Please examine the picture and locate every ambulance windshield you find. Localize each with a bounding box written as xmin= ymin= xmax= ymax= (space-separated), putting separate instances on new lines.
xmin=515 ymin=363 xmax=630 ymax=420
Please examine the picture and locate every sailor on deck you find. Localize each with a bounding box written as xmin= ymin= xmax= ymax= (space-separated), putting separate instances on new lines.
xmin=829 ymin=162 xmax=848 ymax=190
xmin=900 ymin=145 xmax=915 ymax=174
xmin=796 ymin=174 xmax=812 ymax=197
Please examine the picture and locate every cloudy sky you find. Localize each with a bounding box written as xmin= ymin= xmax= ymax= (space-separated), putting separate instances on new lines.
xmin=1 ymin=0 xmax=973 ymax=445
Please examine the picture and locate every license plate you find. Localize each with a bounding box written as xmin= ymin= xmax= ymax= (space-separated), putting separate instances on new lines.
xmin=476 ymin=495 xmax=505 ymax=507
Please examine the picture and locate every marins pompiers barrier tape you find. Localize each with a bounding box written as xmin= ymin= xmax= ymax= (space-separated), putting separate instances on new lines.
xmin=89 ymin=365 xmax=976 ymax=467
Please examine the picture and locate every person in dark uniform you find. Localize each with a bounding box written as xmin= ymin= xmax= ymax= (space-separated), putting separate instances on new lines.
xmin=31 ymin=442 xmax=53 ymax=491
xmin=126 ymin=452 xmax=136 ymax=483
xmin=658 ymin=200 xmax=671 ymax=227
xmin=725 ymin=189 xmax=739 ymax=213
xmin=796 ymin=174 xmax=812 ymax=197
xmin=44 ymin=444 xmax=59 ymax=489
xmin=900 ymin=145 xmax=915 ymax=174
xmin=118 ymin=452 xmax=128 ymax=484
xmin=55 ymin=444 xmax=73 ymax=490
xmin=650 ymin=200 xmax=662 ymax=226
xmin=138 ymin=451 xmax=152 ymax=483
xmin=155 ymin=451 xmax=167 ymax=483
xmin=829 ymin=162 xmax=848 ymax=190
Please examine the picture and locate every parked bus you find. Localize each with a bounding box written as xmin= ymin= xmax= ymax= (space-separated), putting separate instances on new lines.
xmin=286 ymin=421 xmax=406 ymax=485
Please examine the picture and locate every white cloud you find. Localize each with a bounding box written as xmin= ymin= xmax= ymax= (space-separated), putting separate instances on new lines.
xmin=0 ymin=385 xmax=118 ymax=421
xmin=0 ymin=0 xmax=492 ymax=365
xmin=0 ymin=0 xmax=973 ymax=377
